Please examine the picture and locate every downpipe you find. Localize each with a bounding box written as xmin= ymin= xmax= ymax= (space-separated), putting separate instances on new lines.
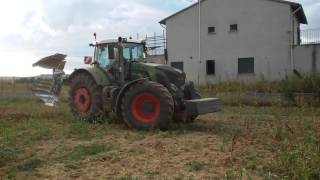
xmin=290 ymin=7 xmax=302 ymax=72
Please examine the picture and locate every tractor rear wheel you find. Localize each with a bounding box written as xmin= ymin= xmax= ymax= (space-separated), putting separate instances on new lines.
xmin=121 ymin=81 xmax=174 ymax=130
xmin=69 ymin=73 xmax=103 ymax=123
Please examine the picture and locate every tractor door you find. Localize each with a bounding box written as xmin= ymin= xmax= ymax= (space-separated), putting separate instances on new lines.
xmin=96 ymin=44 xmax=125 ymax=82
xmin=120 ymin=43 xmax=145 ymax=81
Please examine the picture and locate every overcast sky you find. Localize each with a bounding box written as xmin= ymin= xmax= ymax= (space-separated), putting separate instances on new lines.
xmin=0 ymin=0 xmax=319 ymax=77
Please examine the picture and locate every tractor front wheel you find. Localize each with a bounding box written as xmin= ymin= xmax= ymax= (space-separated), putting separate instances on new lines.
xmin=69 ymin=73 xmax=103 ymax=123
xmin=121 ymin=81 xmax=174 ymax=130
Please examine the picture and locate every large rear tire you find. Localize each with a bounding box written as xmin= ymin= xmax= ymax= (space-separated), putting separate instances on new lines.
xmin=69 ymin=73 xmax=103 ymax=123
xmin=121 ymin=81 xmax=174 ymax=130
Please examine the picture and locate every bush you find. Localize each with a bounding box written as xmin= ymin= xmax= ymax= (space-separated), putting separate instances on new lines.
xmin=200 ymin=73 xmax=320 ymax=106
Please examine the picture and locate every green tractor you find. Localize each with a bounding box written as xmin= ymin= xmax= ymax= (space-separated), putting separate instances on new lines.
xmin=34 ymin=35 xmax=220 ymax=130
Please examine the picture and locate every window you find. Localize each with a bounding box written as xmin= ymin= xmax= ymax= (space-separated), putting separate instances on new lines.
xmin=238 ymin=57 xmax=254 ymax=74
xmin=123 ymin=47 xmax=130 ymax=60
xmin=132 ymin=46 xmax=144 ymax=60
xmin=108 ymin=45 xmax=115 ymax=59
xmin=208 ymin=26 xmax=215 ymax=34
xmin=230 ymin=24 xmax=238 ymax=32
xmin=206 ymin=60 xmax=215 ymax=75
xmin=97 ymin=47 xmax=110 ymax=67
xmin=171 ymin=62 xmax=184 ymax=71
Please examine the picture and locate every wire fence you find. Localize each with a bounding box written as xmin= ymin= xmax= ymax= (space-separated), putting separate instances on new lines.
xmin=301 ymin=29 xmax=320 ymax=44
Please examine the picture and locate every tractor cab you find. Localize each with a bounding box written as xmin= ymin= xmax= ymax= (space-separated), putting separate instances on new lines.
xmin=94 ymin=39 xmax=145 ymax=67
xmin=89 ymin=37 xmax=147 ymax=83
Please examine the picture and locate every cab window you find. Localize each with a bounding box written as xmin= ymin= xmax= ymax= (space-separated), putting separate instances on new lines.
xmin=97 ymin=47 xmax=109 ymax=67
xmin=132 ymin=46 xmax=144 ymax=60
xmin=123 ymin=47 xmax=130 ymax=60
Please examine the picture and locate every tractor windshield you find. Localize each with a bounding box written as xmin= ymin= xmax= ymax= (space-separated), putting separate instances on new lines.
xmin=96 ymin=43 xmax=145 ymax=68
xmin=122 ymin=43 xmax=145 ymax=62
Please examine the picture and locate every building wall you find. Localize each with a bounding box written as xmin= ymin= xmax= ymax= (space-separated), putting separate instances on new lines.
xmin=166 ymin=0 xmax=294 ymax=84
xmin=294 ymin=44 xmax=320 ymax=73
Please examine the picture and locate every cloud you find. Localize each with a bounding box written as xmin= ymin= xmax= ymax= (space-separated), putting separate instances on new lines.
xmin=0 ymin=0 xmax=182 ymax=76
xmin=0 ymin=0 xmax=319 ymax=76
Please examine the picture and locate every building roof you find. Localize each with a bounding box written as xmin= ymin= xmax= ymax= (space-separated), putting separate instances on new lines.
xmin=159 ymin=0 xmax=307 ymax=25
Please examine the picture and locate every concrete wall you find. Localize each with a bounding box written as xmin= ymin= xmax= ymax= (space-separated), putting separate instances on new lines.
xmin=146 ymin=55 xmax=166 ymax=64
xmin=294 ymin=44 xmax=320 ymax=73
xmin=166 ymin=0 xmax=296 ymax=84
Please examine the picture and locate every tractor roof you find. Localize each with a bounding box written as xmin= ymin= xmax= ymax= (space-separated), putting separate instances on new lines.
xmin=97 ymin=39 xmax=143 ymax=45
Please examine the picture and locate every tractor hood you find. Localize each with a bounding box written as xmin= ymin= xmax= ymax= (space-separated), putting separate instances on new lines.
xmin=142 ymin=63 xmax=186 ymax=87
xmin=141 ymin=63 xmax=183 ymax=73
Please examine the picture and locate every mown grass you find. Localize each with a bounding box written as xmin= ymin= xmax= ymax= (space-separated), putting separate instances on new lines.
xmin=0 ymin=90 xmax=320 ymax=179
xmin=17 ymin=158 xmax=42 ymax=171
xmin=67 ymin=143 xmax=113 ymax=161
xmin=186 ymin=161 xmax=209 ymax=171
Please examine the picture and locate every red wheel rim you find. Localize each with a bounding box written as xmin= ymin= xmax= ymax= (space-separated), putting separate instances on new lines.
xmin=74 ymin=87 xmax=92 ymax=113
xmin=131 ymin=92 xmax=160 ymax=123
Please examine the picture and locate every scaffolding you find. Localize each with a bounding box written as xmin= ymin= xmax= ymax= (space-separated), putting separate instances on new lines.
xmin=145 ymin=31 xmax=166 ymax=56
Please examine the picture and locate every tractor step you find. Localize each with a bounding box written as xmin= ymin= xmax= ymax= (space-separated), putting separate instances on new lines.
xmin=185 ymin=98 xmax=221 ymax=116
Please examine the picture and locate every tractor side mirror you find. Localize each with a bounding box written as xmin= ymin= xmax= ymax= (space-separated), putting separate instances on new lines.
xmin=93 ymin=33 xmax=97 ymax=41
xmin=84 ymin=56 xmax=93 ymax=64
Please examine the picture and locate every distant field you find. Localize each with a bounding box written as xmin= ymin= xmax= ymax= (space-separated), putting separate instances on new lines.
xmin=1 ymin=98 xmax=319 ymax=179
xmin=0 ymin=83 xmax=32 ymax=93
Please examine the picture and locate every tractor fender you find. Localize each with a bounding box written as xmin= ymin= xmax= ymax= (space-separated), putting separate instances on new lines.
xmin=69 ymin=68 xmax=110 ymax=86
xmin=114 ymin=78 xmax=149 ymax=117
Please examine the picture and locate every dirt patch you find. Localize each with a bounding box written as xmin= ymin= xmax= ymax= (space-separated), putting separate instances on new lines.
xmin=13 ymin=115 xmax=271 ymax=179
xmin=34 ymin=131 xmax=230 ymax=179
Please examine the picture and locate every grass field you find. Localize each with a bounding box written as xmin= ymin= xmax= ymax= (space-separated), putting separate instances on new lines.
xmin=1 ymin=98 xmax=319 ymax=179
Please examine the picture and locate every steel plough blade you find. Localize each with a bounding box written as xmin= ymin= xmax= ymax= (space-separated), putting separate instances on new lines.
xmin=32 ymin=53 xmax=67 ymax=106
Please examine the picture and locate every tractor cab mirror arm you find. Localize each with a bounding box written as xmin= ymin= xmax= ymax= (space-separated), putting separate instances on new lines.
xmin=141 ymin=40 xmax=147 ymax=52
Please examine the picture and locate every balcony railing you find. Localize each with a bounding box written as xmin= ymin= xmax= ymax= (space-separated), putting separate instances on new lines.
xmin=301 ymin=29 xmax=320 ymax=45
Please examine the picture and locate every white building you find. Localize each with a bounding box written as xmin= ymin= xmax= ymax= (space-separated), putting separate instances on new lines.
xmin=159 ymin=0 xmax=318 ymax=84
